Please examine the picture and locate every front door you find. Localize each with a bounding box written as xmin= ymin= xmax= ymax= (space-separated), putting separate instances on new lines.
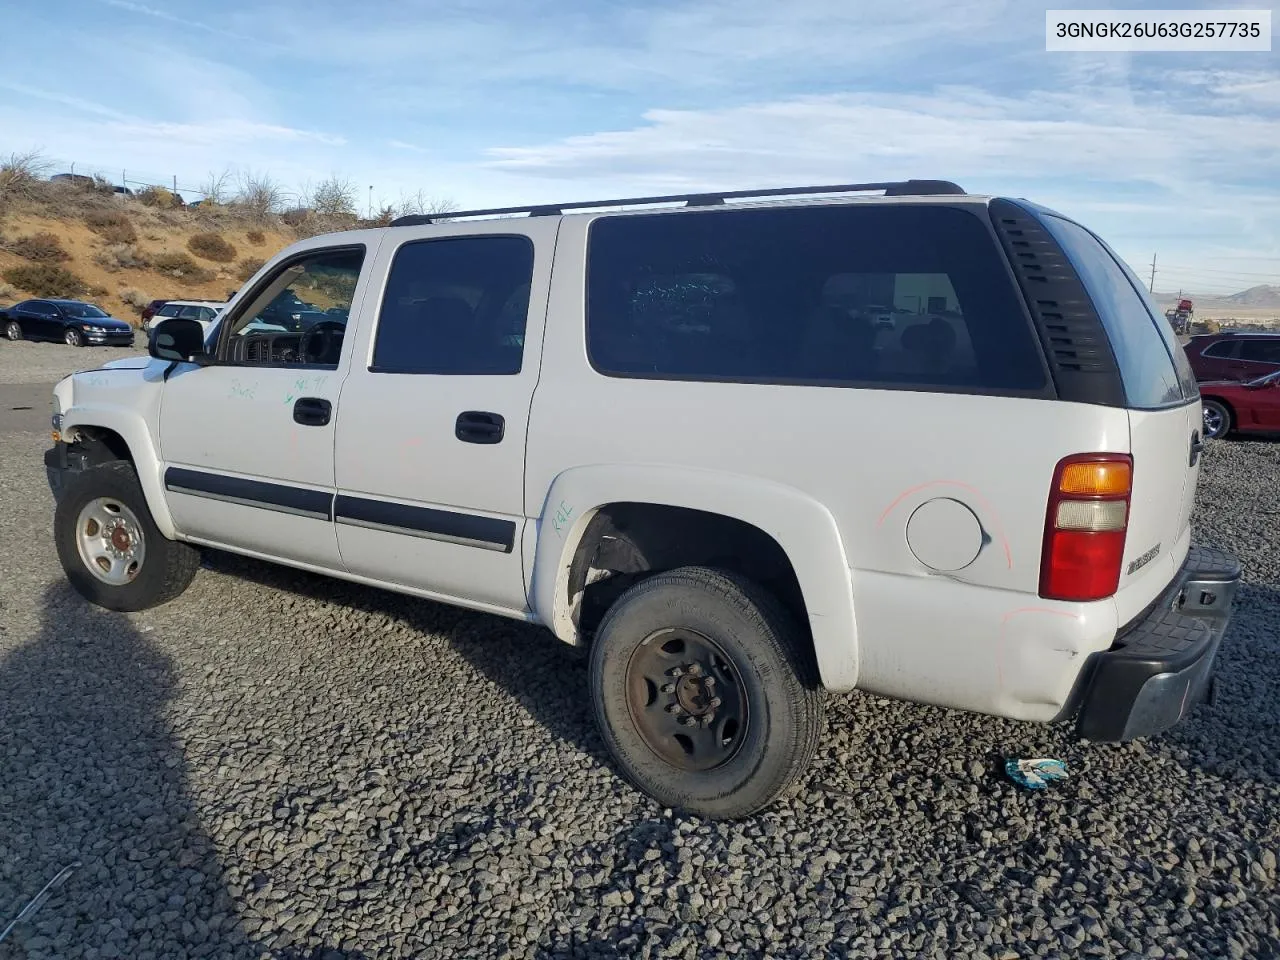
xmin=332 ymin=222 xmax=557 ymax=614
xmin=157 ymin=241 xmax=378 ymax=570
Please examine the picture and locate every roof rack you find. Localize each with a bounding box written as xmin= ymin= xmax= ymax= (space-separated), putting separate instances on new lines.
xmin=390 ymin=179 xmax=966 ymax=226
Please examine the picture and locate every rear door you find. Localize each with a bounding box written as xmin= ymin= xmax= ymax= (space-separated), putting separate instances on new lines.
xmin=1237 ymin=338 xmax=1280 ymax=380
xmin=332 ymin=220 xmax=557 ymax=614
xmin=1040 ymin=214 xmax=1201 ymax=621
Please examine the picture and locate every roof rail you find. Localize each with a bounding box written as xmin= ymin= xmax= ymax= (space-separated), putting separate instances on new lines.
xmin=389 ymin=178 xmax=966 ymax=226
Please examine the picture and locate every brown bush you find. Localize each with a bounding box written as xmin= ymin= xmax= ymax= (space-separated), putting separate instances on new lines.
xmin=94 ymin=243 xmax=151 ymax=272
xmin=246 ymin=229 xmax=265 ymax=245
xmin=235 ymin=256 xmax=265 ymax=282
xmin=2 ymin=263 xmax=87 ymax=298
xmin=187 ymin=232 xmax=237 ymax=263
xmin=117 ymin=287 xmax=151 ymax=312
xmin=0 ymin=281 xmax=16 ymax=300
xmin=138 ymin=185 xmax=183 ymax=210
xmin=152 ymin=251 xmax=215 ymax=282
xmin=87 ymin=284 xmax=109 ymax=298
xmin=84 ymin=211 xmax=138 ymax=244
xmin=8 ymin=231 xmax=69 ymax=263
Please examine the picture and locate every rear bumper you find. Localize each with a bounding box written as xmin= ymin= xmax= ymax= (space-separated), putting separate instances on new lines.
xmin=1075 ymin=544 xmax=1241 ymax=741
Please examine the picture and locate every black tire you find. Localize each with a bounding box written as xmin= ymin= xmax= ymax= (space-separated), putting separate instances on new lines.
xmin=1202 ymin=398 xmax=1232 ymax=440
xmin=54 ymin=460 xmax=201 ymax=612
xmin=64 ymin=327 xmax=85 ymax=347
xmin=4 ymin=320 xmax=21 ymax=341
xmin=589 ymin=565 xmax=825 ymax=819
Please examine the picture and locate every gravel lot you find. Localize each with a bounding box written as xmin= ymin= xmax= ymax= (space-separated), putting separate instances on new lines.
xmin=1 ymin=343 xmax=1278 ymax=959
xmin=0 ymin=339 xmax=145 ymax=385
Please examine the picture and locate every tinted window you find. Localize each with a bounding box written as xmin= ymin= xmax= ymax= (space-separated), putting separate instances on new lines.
xmin=1239 ymin=339 xmax=1280 ymax=363
xmin=371 ymin=236 xmax=534 ymax=375
xmin=1201 ymin=340 xmax=1238 ymax=359
xmin=586 ymin=205 xmax=1047 ymax=392
xmin=157 ymin=304 xmax=181 ymax=318
xmin=60 ymin=303 xmax=106 ymax=318
xmin=1041 ymin=215 xmax=1185 ymax=408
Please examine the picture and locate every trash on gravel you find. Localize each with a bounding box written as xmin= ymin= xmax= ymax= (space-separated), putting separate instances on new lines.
xmin=1004 ymin=757 xmax=1068 ymax=790
xmin=0 ymin=861 xmax=81 ymax=944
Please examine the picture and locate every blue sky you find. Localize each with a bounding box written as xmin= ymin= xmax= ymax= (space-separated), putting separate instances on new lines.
xmin=1 ymin=0 xmax=1277 ymax=295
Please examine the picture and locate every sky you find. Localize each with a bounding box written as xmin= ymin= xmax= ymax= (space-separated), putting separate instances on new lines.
xmin=0 ymin=0 xmax=1277 ymax=296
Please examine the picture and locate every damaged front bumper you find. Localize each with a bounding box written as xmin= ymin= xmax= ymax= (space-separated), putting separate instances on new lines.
xmin=1075 ymin=543 xmax=1242 ymax=742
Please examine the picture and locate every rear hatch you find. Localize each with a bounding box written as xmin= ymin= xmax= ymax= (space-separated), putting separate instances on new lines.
xmin=1037 ymin=212 xmax=1201 ymax=623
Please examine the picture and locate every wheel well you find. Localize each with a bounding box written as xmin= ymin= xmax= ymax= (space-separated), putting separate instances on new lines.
xmin=1203 ymin=394 xmax=1234 ymax=426
xmin=67 ymin=426 xmax=134 ymax=466
xmin=567 ymin=502 xmax=810 ymax=644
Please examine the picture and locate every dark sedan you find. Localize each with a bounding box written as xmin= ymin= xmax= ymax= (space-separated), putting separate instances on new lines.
xmin=1 ymin=299 xmax=136 ymax=347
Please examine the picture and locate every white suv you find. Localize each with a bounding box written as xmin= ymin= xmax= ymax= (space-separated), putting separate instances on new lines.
xmin=43 ymin=179 xmax=1241 ymax=818
xmin=142 ymin=300 xmax=225 ymax=335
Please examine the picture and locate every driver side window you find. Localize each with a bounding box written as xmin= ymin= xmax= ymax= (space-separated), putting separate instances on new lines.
xmin=219 ymin=246 xmax=365 ymax=369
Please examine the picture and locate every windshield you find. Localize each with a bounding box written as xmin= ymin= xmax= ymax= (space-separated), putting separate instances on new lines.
xmin=61 ymin=303 xmax=109 ymax=318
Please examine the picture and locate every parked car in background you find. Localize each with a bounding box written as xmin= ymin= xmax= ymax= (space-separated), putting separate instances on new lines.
xmin=140 ymin=300 xmax=170 ymax=324
xmin=1200 ymin=370 xmax=1280 ymax=438
xmin=2 ymin=299 xmax=135 ymax=347
xmin=1184 ymin=331 xmax=1280 ymax=383
xmin=143 ymin=300 xmax=225 ymax=335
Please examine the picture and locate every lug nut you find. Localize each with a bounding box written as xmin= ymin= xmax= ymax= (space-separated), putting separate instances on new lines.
xmin=666 ymin=703 xmax=682 ymax=715
xmin=699 ymin=714 xmax=714 ymax=727
xmin=704 ymin=677 xmax=716 ymax=689
xmin=660 ymin=683 xmax=676 ymax=694
xmin=687 ymin=663 xmax=703 ymax=677
xmin=669 ymin=667 xmax=684 ymax=678
xmin=708 ymin=697 xmax=721 ymax=709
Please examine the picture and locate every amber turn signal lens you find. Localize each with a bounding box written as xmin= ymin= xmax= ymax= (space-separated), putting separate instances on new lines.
xmin=1058 ymin=460 xmax=1131 ymax=497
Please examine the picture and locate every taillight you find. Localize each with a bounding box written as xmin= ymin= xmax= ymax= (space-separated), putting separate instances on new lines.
xmin=1039 ymin=453 xmax=1133 ymax=602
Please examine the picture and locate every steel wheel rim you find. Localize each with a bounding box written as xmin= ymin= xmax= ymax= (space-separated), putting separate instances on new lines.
xmin=74 ymin=497 xmax=146 ymax=586
xmin=1203 ymin=404 xmax=1224 ymax=437
xmin=624 ymin=627 xmax=748 ymax=773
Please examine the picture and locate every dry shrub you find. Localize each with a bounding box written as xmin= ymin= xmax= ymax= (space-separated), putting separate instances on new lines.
xmin=87 ymin=284 xmax=109 ymax=298
xmin=152 ymin=251 xmax=215 ymax=282
xmin=0 ymin=150 xmax=52 ymax=205
xmin=235 ymin=256 xmax=265 ymax=282
xmin=2 ymin=263 xmax=87 ymax=298
xmin=94 ymin=243 xmax=151 ymax=272
xmin=187 ymin=232 xmax=237 ymax=263
xmin=84 ymin=211 xmax=138 ymax=244
xmin=246 ymin=229 xmax=265 ymax=245
xmin=0 ymin=281 xmax=16 ymax=300
xmin=8 ymin=231 xmax=69 ymax=263
xmin=117 ymin=287 xmax=151 ymax=313
xmin=138 ymin=186 xmax=183 ymax=210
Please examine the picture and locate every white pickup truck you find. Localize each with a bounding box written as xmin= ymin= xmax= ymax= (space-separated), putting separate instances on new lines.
xmin=44 ymin=179 xmax=1241 ymax=818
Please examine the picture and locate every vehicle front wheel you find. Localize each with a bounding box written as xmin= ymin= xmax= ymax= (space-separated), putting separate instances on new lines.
xmin=1202 ymin=399 xmax=1232 ymax=440
xmin=589 ymin=566 xmax=825 ymax=819
xmin=4 ymin=320 xmax=21 ymax=341
xmin=54 ymin=460 xmax=201 ymax=611
xmin=64 ymin=327 xmax=85 ymax=347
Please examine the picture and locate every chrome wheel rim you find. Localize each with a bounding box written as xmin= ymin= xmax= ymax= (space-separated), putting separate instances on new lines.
xmin=65 ymin=329 xmax=80 ymax=345
xmin=75 ymin=497 xmax=146 ymax=586
xmin=1203 ymin=405 xmax=1224 ymax=438
xmin=5 ymin=322 xmax=18 ymax=340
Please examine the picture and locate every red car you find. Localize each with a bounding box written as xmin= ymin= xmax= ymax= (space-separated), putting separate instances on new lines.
xmin=140 ymin=299 xmax=170 ymax=324
xmin=1200 ymin=369 xmax=1280 ymax=439
xmin=1184 ymin=332 xmax=1280 ymax=383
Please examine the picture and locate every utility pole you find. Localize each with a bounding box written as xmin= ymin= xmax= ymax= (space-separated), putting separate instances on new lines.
xmin=1149 ymin=252 xmax=1157 ymax=293
xmin=368 ymin=185 xmax=373 ymax=218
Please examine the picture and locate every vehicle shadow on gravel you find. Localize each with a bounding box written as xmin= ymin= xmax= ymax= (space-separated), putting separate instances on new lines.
xmin=0 ymin=582 xmax=356 ymax=960
xmin=201 ymin=552 xmax=613 ymax=767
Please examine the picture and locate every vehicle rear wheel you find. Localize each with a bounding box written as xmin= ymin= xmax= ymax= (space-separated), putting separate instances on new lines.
xmin=54 ymin=460 xmax=201 ymax=611
xmin=64 ymin=327 xmax=85 ymax=347
xmin=589 ymin=565 xmax=825 ymax=819
xmin=1202 ymin=399 xmax=1232 ymax=440
xmin=4 ymin=320 xmax=21 ymax=341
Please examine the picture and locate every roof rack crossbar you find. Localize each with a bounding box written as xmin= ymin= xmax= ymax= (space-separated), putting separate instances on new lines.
xmin=390 ymin=179 xmax=966 ymax=226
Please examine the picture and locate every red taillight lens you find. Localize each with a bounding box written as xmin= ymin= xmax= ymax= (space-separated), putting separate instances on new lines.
xmin=1039 ymin=453 xmax=1133 ymax=602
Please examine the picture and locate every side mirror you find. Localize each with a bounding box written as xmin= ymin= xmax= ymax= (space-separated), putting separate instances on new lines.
xmin=149 ymin=317 xmax=208 ymax=363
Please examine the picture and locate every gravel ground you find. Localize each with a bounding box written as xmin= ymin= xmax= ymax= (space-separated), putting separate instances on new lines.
xmin=1 ymin=346 xmax=1278 ymax=959
xmin=0 ymin=340 xmax=144 ymax=385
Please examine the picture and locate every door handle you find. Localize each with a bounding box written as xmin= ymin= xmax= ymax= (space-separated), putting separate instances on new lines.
xmin=293 ymin=396 xmax=332 ymax=426
xmin=455 ymin=411 xmax=505 ymax=444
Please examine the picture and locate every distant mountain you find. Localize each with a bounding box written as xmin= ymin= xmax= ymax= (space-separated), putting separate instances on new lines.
xmin=1221 ymin=284 xmax=1280 ymax=308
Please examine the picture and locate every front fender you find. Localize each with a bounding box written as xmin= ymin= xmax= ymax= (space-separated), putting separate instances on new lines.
xmin=60 ymin=362 xmax=175 ymax=539
xmin=530 ymin=463 xmax=860 ymax=692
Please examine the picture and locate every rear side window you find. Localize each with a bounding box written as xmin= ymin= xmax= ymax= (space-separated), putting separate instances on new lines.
xmin=1041 ymin=215 xmax=1189 ymax=408
xmin=1201 ymin=340 xmax=1238 ymax=359
xmin=1239 ymin=340 xmax=1280 ymax=363
xmin=371 ymin=236 xmax=534 ymax=375
xmin=586 ymin=204 xmax=1048 ymax=393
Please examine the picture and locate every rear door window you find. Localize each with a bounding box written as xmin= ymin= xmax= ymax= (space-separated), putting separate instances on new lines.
xmin=1201 ymin=340 xmax=1238 ymax=359
xmin=1239 ymin=340 xmax=1280 ymax=363
xmin=586 ymin=204 xmax=1048 ymax=394
xmin=1040 ymin=215 xmax=1191 ymax=408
